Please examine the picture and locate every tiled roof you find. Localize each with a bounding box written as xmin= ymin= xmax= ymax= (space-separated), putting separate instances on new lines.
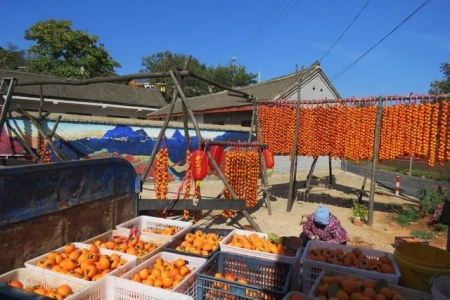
xmin=0 ymin=69 xmax=167 ymax=108
xmin=148 ymin=62 xmax=335 ymax=117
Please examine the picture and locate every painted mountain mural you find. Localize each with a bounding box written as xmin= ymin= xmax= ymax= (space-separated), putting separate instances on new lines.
xmin=0 ymin=127 xmax=25 ymax=155
xmin=53 ymin=125 xmax=255 ymax=180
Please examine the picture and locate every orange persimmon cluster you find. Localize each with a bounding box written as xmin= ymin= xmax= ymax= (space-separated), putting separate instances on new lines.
xmin=155 ymin=147 xmax=169 ymax=218
xmin=379 ymin=102 xmax=442 ymax=167
xmin=183 ymin=149 xmax=192 ymax=221
xmin=259 ymin=101 xmax=448 ymax=167
xmin=155 ymin=147 xmax=169 ymax=200
xmin=222 ymin=149 xmax=260 ymax=218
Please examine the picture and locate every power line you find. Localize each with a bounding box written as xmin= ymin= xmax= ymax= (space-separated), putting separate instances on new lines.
xmin=237 ymin=0 xmax=300 ymax=55
xmin=319 ymin=0 xmax=371 ymax=63
xmin=330 ymin=0 xmax=431 ymax=82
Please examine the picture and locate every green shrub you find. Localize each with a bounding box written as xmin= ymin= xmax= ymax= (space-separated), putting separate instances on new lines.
xmin=390 ymin=207 xmax=420 ymax=227
xmin=411 ymin=230 xmax=434 ymax=239
xmin=417 ymin=188 xmax=449 ymax=215
xmin=434 ymin=223 xmax=448 ymax=232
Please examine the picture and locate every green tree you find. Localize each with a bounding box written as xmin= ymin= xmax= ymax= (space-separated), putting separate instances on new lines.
xmin=140 ymin=51 xmax=257 ymax=101
xmin=0 ymin=43 xmax=29 ymax=70
xmin=24 ymin=19 xmax=120 ymax=78
xmin=206 ymin=64 xmax=257 ymax=93
xmin=429 ymin=63 xmax=450 ymax=94
xmin=141 ymin=51 xmax=209 ymax=100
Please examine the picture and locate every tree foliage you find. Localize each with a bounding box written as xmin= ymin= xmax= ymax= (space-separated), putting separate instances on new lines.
xmin=0 ymin=43 xmax=29 ymax=70
xmin=24 ymin=19 xmax=120 ymax=78
xmin=429 ymin=63 xmax=450 ymax=94
xmin=140 ymin=51 xmax=257 ymax=101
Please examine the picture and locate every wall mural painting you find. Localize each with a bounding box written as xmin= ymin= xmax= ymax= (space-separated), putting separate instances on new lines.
xmin=0 ymin=119 xmax=255 ymax=181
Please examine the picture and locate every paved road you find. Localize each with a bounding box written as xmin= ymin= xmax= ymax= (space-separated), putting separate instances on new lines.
xmin=341 ymin=161 xmax=441 ymax=199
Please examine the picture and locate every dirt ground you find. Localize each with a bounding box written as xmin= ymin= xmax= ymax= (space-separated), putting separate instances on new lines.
xmin=142 ymin=168 xmax=448 ymax=253
xmin=265 ymin=170 xmax=448 ymax=253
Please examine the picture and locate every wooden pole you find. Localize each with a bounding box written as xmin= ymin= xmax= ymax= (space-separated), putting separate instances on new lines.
xmin=168 ymin=58 xmax=262 ymax=232
xmin=251 ymin=101 xmax=271 ymax=215
xmin=17 ymin=106 xmax=68 ymax=162
xmin=367 ymin=96 xmax=383 ymax=226
xmin=5 ymin=120 xmax=38 ymax=160
xmin=140 ymin=55 xmax=192 ymax=182
xmin=328 ymin=154 xmax=333 ymax=186
xmin=358 ymin=163 xmax=370 ymax=203
xmin=287 ymin=65 xmax=303 ymax=212
xmin=139 ymin=90 xmax=178 ymax=182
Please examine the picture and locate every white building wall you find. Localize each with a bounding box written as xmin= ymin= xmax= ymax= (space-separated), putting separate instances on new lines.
xmin=273 ymin=155 xmax=342 ymax=173
xmin=286 ymin=74 xmax=336 ymax=101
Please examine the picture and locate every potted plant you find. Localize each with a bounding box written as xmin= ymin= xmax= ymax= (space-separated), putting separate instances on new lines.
xmin=351 ymin=202 xmax=368 ymax=225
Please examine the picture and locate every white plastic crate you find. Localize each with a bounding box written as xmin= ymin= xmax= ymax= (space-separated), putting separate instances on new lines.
xmin=301 ymin=241 xmax=401 ymax=294
xmin=282 ymin=291 xmax=316 ymax=300
xmin=219 ymin=229 xmax=302 ymax=290
xmin=121 ymin=251 xmax=206 ymax=299
xmin=0 ymin=268 xmax=89 ymax=300
xmin=70 ymin=275 xmax=194 ymax=300
xmin=116 ymin=216 xmax=193 ymax=241
xmin=83 ymin=229 xmax=167 ymax=263
xmin=309 ymin=269 xmax=432 ymax=300
xmin=24 ymin=242 xmax=137 ymax=285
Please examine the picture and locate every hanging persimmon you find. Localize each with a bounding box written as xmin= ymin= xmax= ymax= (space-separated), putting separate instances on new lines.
xmin=262 ymin=148 xmax=275 ymax=168
xmin=191 ymin=149 xmax=208 ymax=181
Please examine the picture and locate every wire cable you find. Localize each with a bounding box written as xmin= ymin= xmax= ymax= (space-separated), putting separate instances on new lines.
xmin=330 ymin=0 xmax=431 ymax=82
xmin=319 ymin=0 xmax=372 ymax=63
xmin=237 ymin=0 xmax=300 ymax=55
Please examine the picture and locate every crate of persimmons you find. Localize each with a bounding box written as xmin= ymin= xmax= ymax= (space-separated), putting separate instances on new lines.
xmin=120 ymin=251 xmax=207 ymax=299
xmin=163 ymin=228 xmax=231 ymax=259
xmin=116 ymin=216 xmax=193 ymax=242
xmin=24 ymin=242 xmax=137 ymax=285
xmin=309 ymin=269 xmax=432 ymax=300
xmin=69 ymin=276 xmax=195 ymax=300
xmin=196 ymin=251 xmax=293 ymax=300
xmin=301 ymin=241 xmax=401 ymax=294
xmin=84 ymin=229 xmax=168 ymax=264
xmin=0 ymin=267 xmax=89 ymax=299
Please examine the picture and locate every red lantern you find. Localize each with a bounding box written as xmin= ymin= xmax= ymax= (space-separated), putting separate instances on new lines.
xmin=263 ymin=149 xmax=275 ymax=169
xmin=191 ymin=149 xmax=208 ymax=181
xmin=208 ymin=145 xmax=224 ymax=170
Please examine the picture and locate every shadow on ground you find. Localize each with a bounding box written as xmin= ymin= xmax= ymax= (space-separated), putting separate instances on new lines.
xmin=268 ymin=175 xmax=398 ymax=214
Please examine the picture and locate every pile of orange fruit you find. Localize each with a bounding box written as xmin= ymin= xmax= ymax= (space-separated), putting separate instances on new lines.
xmin=314 ymin=272 xmax=407 ymax=300
xmin=142 ymin=225 xmax=181 ymax=236
xmin=128 ymin=257 xmax=192 ymax=289
xmin=7 ymin=280 xmax=73 ymax=299
xmin=34 ymin=243 xmax=128 ymax=281
xmin=305 ymin=247 xmax=395 ymax=274
xmin=226 ymin=232 xmax=296 ymax=256
xmin=208 ymin=271 xmax=276 ymax=300
xmin=88 ymin=235 xmax=162 ymax=259
xmin=173 ymin=229 xmax=221 ymax=256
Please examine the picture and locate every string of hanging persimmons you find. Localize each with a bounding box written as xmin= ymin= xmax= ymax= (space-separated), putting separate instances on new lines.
xmin=154 ymin=141 xmax=274 ymax=223
xmin=257 ymin=94 xmax=450 ymax=168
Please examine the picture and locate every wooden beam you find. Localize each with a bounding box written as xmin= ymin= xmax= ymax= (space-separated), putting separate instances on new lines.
xmin=139 ymin=199 xmax=246 ymax=211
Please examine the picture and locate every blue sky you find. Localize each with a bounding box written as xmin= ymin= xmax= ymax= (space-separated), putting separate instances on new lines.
xmin=2 ymin=0 xmax=449 ymax=98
